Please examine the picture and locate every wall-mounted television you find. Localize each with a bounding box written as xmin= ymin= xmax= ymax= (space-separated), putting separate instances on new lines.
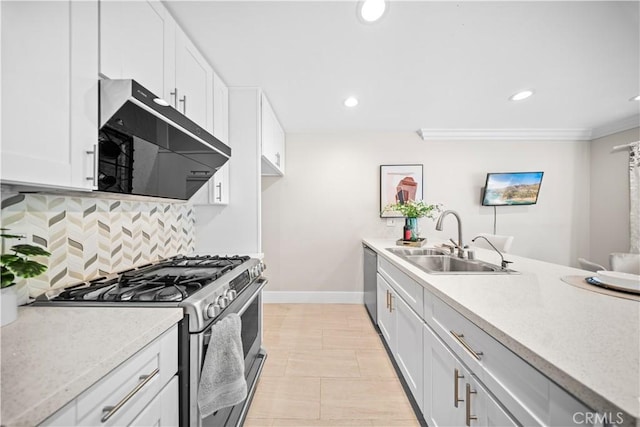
xmin=481 ymin=171 xmax=544 ymax=206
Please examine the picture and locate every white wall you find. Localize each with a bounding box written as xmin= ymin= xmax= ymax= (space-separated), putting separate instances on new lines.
xmin=261 ymin=132 xmax=590 ymax=294
xmin=589 ymin=127 xmax=639 ymax=267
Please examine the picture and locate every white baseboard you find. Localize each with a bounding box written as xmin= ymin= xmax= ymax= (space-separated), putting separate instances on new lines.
xmin=263 ymin=291 xmax=364 ymax=304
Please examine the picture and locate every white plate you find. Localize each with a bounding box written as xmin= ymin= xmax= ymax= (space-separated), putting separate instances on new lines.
xmin=596 ymin=270 xmax=640 ymax=292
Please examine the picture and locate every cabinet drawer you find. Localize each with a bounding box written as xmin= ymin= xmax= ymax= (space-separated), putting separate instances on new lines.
xmin=76 ymin=325 xmax=178 ymax=426
xmin=378 ymin=257 xmax=423 ymax=317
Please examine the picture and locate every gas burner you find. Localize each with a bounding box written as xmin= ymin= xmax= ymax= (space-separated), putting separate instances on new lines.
xmin=35 ymin=255 xmax=264 ymax=332
xmin=155 ymin=286 xmax=187 ymax=302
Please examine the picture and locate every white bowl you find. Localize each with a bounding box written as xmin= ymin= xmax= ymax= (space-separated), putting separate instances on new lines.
xmin=596 ymin=270 xmax=640 ymax=292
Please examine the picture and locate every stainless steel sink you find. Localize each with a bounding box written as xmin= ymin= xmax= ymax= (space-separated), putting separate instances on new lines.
xmin=386 ymin=248 xmax=517 ymax=275
xmin=386 ymin=247 xmax=448 ymax=256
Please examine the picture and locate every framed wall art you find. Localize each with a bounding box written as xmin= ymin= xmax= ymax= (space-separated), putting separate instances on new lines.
xmin=380 ymin=164 xmax=424 ymax=218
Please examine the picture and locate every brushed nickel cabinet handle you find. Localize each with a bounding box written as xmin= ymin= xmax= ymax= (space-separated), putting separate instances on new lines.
xmin=450 ymin=331 xmax=483 ymax=360
xmin=465 ymin=383 xmax=478 ymax=426
xmin=86 ymin=144 xmax=98 ymax=186
xmin=170 ymin=88 xmax=178 ymax=108
xmin=101 ymin=368 xmax=159 ymax=423
xmin=179 ymin=95 xmax=187 ymax=114
xmin=216 ymin=182 xmax=222 ymax=201
xmin=275 ymin=152 xmax=281 ymax=167
xmin=454 ymin=368 xmax=464 ymax=407
xmin=389 ymin=294 xmax=394 ymax=312
xmin=386 ymin=290 xmax=390 ymax=309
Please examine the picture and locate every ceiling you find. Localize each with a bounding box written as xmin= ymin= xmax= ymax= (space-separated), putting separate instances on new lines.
xmin=164 ymin=1 xmax=640 ymax=137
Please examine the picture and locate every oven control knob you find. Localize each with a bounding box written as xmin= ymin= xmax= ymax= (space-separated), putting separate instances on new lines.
xmin=206 ymin=303 xmax=222 ymax=319
xmin=226 ymin=289 xmax=237 ymax=301
xmin=217 ymin=296 xmax=229 ymax=309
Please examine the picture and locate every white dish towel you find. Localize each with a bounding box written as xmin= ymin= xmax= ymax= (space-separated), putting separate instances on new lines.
xmin=198 ymin=313 xmax=247 ymax=418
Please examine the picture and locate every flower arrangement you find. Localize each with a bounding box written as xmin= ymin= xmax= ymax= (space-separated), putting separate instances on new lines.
xmin=1 ymin=229 xmax=50 ymax=288
xmin=383 ymin=200 xmax=441 ymax=219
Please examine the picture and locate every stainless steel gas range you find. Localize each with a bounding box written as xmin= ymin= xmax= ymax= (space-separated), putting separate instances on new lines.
xmin=34 ymin=255 xmax=268 ymax=427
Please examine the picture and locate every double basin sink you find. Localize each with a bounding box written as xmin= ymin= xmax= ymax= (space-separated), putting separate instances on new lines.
xmin=386 ymin=247 xmax=518 ymax=275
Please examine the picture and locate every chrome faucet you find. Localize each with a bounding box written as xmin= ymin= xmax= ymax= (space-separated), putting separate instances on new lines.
xmin=471 ymin=235 xmax=513 ymax=269
xmin=435 ymin=210 xmax=465 ymax=258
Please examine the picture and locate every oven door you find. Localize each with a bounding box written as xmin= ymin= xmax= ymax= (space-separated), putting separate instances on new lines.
xmin=190 ymin=277 xmax=267 ymax=427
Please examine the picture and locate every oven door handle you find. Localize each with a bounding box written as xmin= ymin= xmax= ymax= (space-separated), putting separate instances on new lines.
xmin=237 ymin=278 xmax=267 ymax=316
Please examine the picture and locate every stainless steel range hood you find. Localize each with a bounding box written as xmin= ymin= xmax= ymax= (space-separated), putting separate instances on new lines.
xmin=98 ymin=79 xmax=231 ymax=200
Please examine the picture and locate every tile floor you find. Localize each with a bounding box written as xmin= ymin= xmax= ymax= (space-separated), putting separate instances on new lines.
xmin=245 ymin=304 xmax=420 ymax=427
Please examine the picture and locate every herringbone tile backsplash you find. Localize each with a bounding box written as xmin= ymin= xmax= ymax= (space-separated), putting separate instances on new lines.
xmin=1 ymin=193 xmax=195 ymax=298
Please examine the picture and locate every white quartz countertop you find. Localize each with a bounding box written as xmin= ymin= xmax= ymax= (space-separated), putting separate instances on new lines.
xmin=0 ymin=306 xmax=183 ymax=426
xmin=363 ymin=238 xmax=640 ymax=425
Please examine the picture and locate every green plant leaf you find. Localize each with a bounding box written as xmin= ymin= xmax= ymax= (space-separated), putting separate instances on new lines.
xmin=1 ymin=266 xmax=16 ymax=287
xmin=1 ymin=254 xmax=20 ymax=265
xmin=7 ymin=258 xmax=48 ymax=278
xmin=11 ymin=244 xmax=51 ymax=257
xmin=1 ymin=228 xmax=25 ymax=239
xmin=1 ymin=233 xmax=25 ymax=240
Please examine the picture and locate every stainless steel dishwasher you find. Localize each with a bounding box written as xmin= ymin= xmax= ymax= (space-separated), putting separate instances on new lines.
xmin=363 ymin=244 xmax=377 ymax=323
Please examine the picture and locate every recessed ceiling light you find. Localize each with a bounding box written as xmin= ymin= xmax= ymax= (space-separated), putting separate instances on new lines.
xmin=359 ymin=0 xmax=386 ymax=23
xmin=344 ymin=97 xmax=359 ymax=107
xmin=509 ymin=90 xmax=534 ymax=101
xmin=153 ymin=98 xmax=170 ymax=107
xmin=630 ymin=95 xmax=640 ymax=101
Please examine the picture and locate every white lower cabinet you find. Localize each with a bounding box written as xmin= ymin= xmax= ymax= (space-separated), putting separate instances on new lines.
xmin=394 ymin=295 xmax=424 ymax=413
xmin=375 ymin=254 xmax=598 ymax=427
xmin=423 ymin=323 xmax=517 ymax=427
xmin=377 ymin=272 xmax=423 ymax=412
xmin=40 ymin=325 xmax=178 ymax=427
xmin=376 ymin=273 xmax=396 ymax=352
xmin=130 ymin=376 xmax=179 ymax=427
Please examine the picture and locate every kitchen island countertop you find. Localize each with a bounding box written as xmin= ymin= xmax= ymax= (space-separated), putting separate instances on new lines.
xmin=0 ymin=306 xmax=183 ymax=426
xmin=363 ymin=238 xmax=640 ymax=426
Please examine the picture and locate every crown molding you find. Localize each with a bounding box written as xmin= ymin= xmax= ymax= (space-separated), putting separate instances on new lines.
xmin=590 ymin=115 xmax=640 ymax=140
xmin=417 ymin=128 xmax=593 ymax=141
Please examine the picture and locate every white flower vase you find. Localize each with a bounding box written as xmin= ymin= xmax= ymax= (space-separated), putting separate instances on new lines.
xmin=1 ymin=286 xmax=18 ymax=327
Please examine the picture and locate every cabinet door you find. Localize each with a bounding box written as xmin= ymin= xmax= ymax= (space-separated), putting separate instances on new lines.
xmin=211 ymin=71 xmax=230 ymax=205
xmin=1 ymin=0 xmax=97 ymax=191
xmin=423 ymin=323 xmax=466 ymax=427
xmin=394 ymin=296 xmax=424 ymax=412
xmin=174 ymin=25 xmax=213 ymax=133
xmin=480 ymin=383 xmax=519 ymax=427
xmin=376 ymin=273 xmax=396 ymax=353
xmin=260 ymin=94 xmax=285 ymax=176
xmin=99 ymin=0 xmax=167 ymax=98
xmin=190 ymin=72 xmax=229 ymax=206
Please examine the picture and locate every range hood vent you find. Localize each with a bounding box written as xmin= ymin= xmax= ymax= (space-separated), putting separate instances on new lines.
xmin=98 ymin=79 xmax=230 ymax=200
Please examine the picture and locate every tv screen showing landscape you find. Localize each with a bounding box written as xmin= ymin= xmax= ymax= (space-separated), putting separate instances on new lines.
xmin=482 ymin=172 xmax=544 ymax=206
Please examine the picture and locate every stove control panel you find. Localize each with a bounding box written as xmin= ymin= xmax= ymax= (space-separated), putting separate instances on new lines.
xmin=249 ymin=262 xmax=265 ymax=280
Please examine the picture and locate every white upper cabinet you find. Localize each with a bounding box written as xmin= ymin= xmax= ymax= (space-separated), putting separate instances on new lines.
xmin=260 ymin=94 xmax=286 ymax=176
xmin=213 ymin=72 xmax=230 ymax=144
xmin=1 ymin=0 xmax=98 ymax=191
xmin=100 ymin=0 xmax=213 ymax=133
xmin=99 ymin=0 xmax=166 ymax=97
xmin=190 ymin=71 xmax=229 ymax=206
xmin=211 ymin=72 xmax=230 ymax=205
xmin=166 ymin=18 xmax=214 ymax=133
